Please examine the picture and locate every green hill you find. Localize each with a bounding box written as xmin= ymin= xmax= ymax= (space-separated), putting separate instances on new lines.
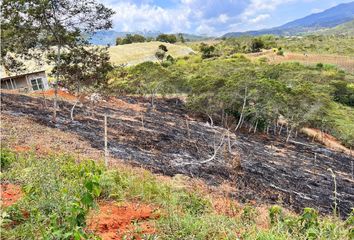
xmin=316 ymin=20 xmax=354 ymax=36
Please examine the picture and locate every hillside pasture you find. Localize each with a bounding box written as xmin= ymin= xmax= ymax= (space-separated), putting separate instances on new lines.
xmin=2 ymin=42 xmax=194 ymax=78
xmin=108 ymin=41 xmax=194 ymax=65
xmin=248 ymin=51 xmax=354 ymax=73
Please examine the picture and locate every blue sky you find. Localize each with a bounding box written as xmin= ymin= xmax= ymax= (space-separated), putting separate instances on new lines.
xmin=100 ymin=0 xmax=353 ymax=36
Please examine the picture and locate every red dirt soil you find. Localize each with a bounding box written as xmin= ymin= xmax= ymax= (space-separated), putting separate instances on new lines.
xmin=0 ymin=184 xmax=22 ymax=207
xmin=107 ymin=97 xmax=144 ymax=112
xmin=87 ymin=202 xmax=157 ymax=240
xmin=31 ymin=89 xmax=77 ymax=101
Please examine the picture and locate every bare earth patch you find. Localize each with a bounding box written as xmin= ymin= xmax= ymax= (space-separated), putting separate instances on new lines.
xmin=247 ymin=51 xmax=354 ymax=73
xmin=31 ymin=89 xmax=77 ymax=101
xmin=86 ymin=202 xmax=157 ymax=240
xmin=301 ymin=128 xmax=352 ymax=155
xmin=0 ymin=184 xmax=22 ymax=208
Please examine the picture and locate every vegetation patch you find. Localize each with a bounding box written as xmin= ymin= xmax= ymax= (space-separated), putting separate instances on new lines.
xmin=0 ymin=148 xmax=352 ymax=239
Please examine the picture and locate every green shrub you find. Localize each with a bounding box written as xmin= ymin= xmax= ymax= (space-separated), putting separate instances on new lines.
xmin=0 ymin=148 xmax=16 ymax=171
xmin=269 ymin=205 xmax=283 ymax=225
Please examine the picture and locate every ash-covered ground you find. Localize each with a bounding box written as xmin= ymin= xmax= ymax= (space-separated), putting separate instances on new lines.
xmin=1 ymin=92 xmax=353 ymax=217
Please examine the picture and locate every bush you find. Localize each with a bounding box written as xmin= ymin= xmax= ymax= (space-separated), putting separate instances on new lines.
xmin=0 ymin=148 xmax=16 ymax=171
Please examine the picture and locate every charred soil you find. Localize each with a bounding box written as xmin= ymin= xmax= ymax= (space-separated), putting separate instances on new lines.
xmin=1 ymin=92 xmax=353 ymax=217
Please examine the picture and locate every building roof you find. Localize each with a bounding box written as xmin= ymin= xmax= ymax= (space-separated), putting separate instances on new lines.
xmin=1 ymin=70 xmax=46 ymax=81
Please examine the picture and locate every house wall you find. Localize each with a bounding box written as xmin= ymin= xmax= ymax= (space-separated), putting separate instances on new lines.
xmin=1 ymin=71 xmax=50 ymax=92
xmin=26 ymin=72 xmax=50 ymax=90
xmin=14 ymin=77 xmax=28 ymax=88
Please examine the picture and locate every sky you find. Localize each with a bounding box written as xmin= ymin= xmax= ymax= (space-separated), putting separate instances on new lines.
xmin=99 ymin=0 xmax=354 ymax=36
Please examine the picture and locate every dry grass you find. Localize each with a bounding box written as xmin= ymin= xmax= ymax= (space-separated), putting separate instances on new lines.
xmin=2 ymin=42 xmax=193 ymax=78
xmin=247 ymin=51 xmax=354 ymax=73
xmin=301 ymin=128 xmax=352 ymax=155
xmin=108 ymin=41 xmax=194 ymax=65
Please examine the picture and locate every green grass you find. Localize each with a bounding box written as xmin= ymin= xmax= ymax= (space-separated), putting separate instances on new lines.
xmin=1 ymin=149 xmax=352 ymax=239
xmin=325 ymin=102 xmax=354 ymax=147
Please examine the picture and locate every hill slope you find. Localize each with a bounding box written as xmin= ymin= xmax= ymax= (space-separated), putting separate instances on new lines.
xmin=2 ymin=42 xmax=194 ymax=77
xmin=316 ymin=19 xmax=354 ymax=35
xmin=108 ymin=41 xmax=194 ymax=65
xmin=2 ymin=92 xmax=353 ymax=217
xmin=224 ymin=1 xmax=354 ymax=37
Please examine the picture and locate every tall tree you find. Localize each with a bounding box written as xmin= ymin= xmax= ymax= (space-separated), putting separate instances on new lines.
xmin=1 ymin=0 xmax=114 ymax=122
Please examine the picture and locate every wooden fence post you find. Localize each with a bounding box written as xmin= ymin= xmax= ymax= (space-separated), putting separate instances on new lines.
xmin=104 ymin=114 xmax=108 ymax=167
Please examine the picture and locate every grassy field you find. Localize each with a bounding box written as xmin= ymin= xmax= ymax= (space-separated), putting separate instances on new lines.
xmin=108 ymin=41 xmax=194 ymax=65
xmin=2 ymin=42 xmax=194 ymax=78
xmin=1 ymin=148 xmax=352 ymax=240
xmin=247 ymin=50 xmax=354 ymax=73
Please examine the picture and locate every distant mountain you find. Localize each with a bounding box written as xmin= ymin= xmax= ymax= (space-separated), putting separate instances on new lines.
xmin=315 ymin=19 xmax=354 ymax=36
xmin=89 ymin=31 xmax=210 ymax=45
xmin=223 ymin=1 xmax=354 ymax=37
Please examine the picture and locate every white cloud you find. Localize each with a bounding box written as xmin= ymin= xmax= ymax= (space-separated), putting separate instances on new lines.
xmin=104 ymin=1 xmax=192 ymax=33
xmin=249 ymin=14 xmax=270 ymax=23
xmin=196 ymin=23 xmax=215 ymax=34
xmin=241 ymin=0 xmax=294 ymax=19
xmin=218 ymin=14 xmax=229 ymax=23
xmin=99 ymin=0 xmax=341 ymax=36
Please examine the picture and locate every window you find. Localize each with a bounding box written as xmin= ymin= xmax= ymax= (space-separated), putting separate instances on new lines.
xmin=31 ymin=78 xmax=44 ymax=91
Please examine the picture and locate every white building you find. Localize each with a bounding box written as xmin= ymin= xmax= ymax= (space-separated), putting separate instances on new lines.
xmin=1 ymin=70 xmax=50 ymax=92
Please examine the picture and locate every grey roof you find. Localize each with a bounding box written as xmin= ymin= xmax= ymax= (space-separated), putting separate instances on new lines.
xmin=1 ymin=70 xmax=46 ymax=81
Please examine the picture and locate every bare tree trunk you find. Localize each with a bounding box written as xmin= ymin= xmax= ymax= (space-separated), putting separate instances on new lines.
xmin=151 ymin=94 xmax=154 ymax=109
xmin=70 ymin=99 xmax=79 ymax=121
xmin=199 ymin=134 xmax=225 ymax=164
xmin=278 ymin=123 xmax=283 ymax=136
xmin=286 ymin=127 xmax=293 ymax=142
xmin=141 ymin=113 xmax=144 ymax=129
xmin=207 ymin=114 xmax=214 ymax=126
xmin=41 ymin=88 xmax=47 ymax=109
xmin=235 ymin=87 xmax=247 ymax=131
xmin=253 ymin=120 xmax=258 ymax=133
xmin=53 ymin=44 xmax=61 ymax=123
xmin=227 ymin=130 xmax=232 ymax=153
xmin=248 ymin=123 xmax=253 ymax=133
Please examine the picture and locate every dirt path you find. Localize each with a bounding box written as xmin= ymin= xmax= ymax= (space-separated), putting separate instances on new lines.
xmin=1 ymin=92 xmax=353 ymax=217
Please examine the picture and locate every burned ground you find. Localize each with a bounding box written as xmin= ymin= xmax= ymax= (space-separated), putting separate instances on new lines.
xmin=1 ymin=92 xmax=353 ymax=217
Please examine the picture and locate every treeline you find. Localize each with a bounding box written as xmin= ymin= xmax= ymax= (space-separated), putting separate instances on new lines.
xmin=217 ymin=35 xmax=354 ymax=56
xmin=116 ymin=33 xmax=185 ymax=45
xmin=106 ymin=55 xmax=354 ymax=147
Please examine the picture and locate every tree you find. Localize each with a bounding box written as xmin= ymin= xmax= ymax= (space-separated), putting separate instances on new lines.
xmin=178 ymin=33 xmax=185 ymax=43
xmin=1 ymin=0 xmax=114 ymax=122
xmin=200 ymin=43 xmax=216 ymax=59
xmin=116 ymin=37 xmax=124 ymax=45
xmin=155 ymin=44 xmax=168 ymax=63
xmin=250 ymin=38 xmax=265 ymax=52
xmin=48 ymin=46 xmax=113 ymax=120
xmin=108 ymin=62 xmax=173 ymax=108
xmin=116 ymin=34 xmax=146 ymax=45
xmin=156 ymin=34 xmax=177 ymax=43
